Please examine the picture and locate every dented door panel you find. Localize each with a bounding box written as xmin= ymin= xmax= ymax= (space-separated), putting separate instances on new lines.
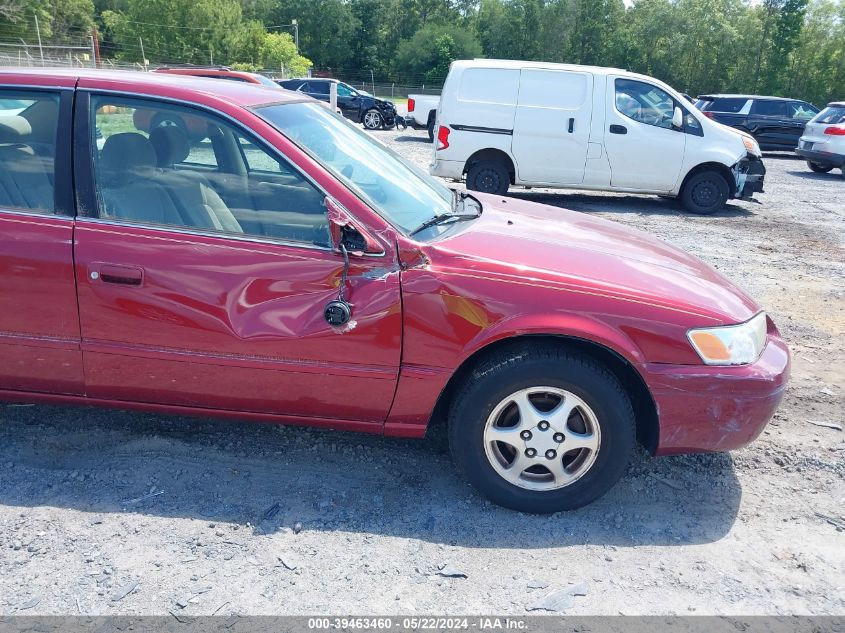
xmin=73 ymin=221 xmax=402 ymax=422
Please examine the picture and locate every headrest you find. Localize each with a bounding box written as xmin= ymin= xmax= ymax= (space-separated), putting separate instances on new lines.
xmin=101 ymin=133 xmax=157 ymax=173
xmin=149 ymin=125 xmax=190 ymax=167
xmin=0 ymin=116 xmax=33 ymax=143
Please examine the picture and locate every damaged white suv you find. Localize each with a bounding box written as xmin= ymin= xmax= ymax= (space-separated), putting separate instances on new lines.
xmin=432 ymin=60 xmax=766 ymax=214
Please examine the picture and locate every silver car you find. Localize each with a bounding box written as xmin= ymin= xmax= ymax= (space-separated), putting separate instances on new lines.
xmin=796 ymin=101 xmax=845 ymax=177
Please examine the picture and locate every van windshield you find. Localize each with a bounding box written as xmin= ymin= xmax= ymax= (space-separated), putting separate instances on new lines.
xmin=254 ymin=102 xmax=453 ymax=234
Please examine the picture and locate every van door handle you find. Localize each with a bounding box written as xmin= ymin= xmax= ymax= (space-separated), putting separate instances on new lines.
xmin=90 ymin=263 xmax=144 ymax=287
xmin=568 ymin=118 xmax=574 ymax=133
xmin=609 ymin=124 xmax=627 ymax=135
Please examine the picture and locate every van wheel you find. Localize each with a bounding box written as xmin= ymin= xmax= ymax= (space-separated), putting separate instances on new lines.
xmin=448 ymin=346 xmax=635 ymax=513
xmin=427 ymin=114 xmax=436 ymax=142
xmin=807 ymin=161 xmax=833 ymax=173
xmin=467 ymin=160 xmax=510 ymax=195
xmin=680 ymin=170 xmax=729 ymax=215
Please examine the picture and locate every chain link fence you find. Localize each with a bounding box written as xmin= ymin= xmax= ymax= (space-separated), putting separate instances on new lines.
xmin=0 ymin=42 xmax=443 ymax=100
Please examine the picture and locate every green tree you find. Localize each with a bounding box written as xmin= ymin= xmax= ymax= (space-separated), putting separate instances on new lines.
xmin=394 ymin=23 xmax=481 ymax=82
xmin=260 ymin=31 xmax=312 ymax=75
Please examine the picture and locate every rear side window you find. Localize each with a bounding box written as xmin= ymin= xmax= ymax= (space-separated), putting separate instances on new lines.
xmin=814 ymin=106 xmax=845 ymax=124
xmin=309 ymin=82 xmax=331 ymax=96
xmin=459 ymin=68 xmax=519 ymax=105
xmin=752 ymin=100 xmax=788 ymax=116
xmin=704 ymin=98 xmax=749 ymax=113
xmin=518 ymin=69 xmax=589 ymax=109
xmin=0 ymin=91 xmax=60 ymax=214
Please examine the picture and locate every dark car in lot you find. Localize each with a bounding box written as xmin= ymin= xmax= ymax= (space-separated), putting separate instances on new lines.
xmin=695 ymin=94 xmax=819 ymax=151
xmin=278 ymin=78 xmax=397 ymax=129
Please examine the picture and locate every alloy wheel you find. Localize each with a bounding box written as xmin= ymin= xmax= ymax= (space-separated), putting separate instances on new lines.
xmin=363 ymin=110 xmax=383 ymax=129
xmin=482 ymin=386 xmax=601 ymax=492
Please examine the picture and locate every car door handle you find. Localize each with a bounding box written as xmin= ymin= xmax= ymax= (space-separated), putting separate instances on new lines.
xmin=568 ymin=118 xmax=575 ymax=133
xmin=91 ymin=263 xmax=144 ymax=286
xmin=609 ymin=124 xmax=627 ymax=135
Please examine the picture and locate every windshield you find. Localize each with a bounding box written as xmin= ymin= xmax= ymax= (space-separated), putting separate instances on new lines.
xmin=255 ymin=102 xmax=453 ymax=233
xmin=815 ymin=105 xmax=845 ymax=124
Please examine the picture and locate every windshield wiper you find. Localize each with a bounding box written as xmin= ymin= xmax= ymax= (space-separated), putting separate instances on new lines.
xmin=410 ymin=212 xmax=478 ymax=236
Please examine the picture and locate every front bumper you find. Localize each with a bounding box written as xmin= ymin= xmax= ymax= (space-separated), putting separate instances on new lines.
xmin=642 ymin=333 xmax=790 ymax=455
xmin=733 ymin=154 xmax=766 ymax=200
xmin=796 ymin=147 xmax=845 ymax=168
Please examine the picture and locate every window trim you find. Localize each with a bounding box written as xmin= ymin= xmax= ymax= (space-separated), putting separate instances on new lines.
xmin=75 ymin=88 xmax=339 ymax=253
xmin=0 ymin=85 xmax=73 ymax=218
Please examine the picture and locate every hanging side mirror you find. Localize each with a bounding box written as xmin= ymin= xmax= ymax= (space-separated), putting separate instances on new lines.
xmin=672 ymin=106 xmax=684 ymax=130
xmin=325 ymin=196 xmax=383 ymax=255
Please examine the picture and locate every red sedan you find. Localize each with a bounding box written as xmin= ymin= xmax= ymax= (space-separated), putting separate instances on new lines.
xmin=0 ymin=69 xmax=789 ymax=513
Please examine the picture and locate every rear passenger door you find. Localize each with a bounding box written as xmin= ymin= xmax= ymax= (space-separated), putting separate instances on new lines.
xmin=0 ymin=87 xmax=83 ymax=395
xmin=71 ymin=91 xmax=402 ymax=426
xmin=511 ymin=68 xmax=593 ymax=185
xmin=748 ymin=99 xmax=792 ymax=149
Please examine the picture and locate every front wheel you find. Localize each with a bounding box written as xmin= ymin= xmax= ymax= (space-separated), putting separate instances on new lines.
xmin=448 ymin=347 xmax=635 ymax=513
xmin=466 ymin=160 xmax=510 ymax=195
xmin=427 ymin=114 xmax=436 ymax=142
xmin=807 ymin=161 xmax=833 ymax=173
xmin=680 ymin=170 xmax=730 ymax=215
xmin=362 ymin=109 xmax=384 ymax=130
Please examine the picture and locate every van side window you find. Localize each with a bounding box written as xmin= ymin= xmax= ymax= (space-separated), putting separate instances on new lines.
xmin=0 ymin=91 xmax=60 ymax=214
xmin=614 ymin=79 xmax=675 ymax=130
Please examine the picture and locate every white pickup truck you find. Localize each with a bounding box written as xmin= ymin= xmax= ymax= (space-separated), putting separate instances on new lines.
xmin=402 ymin=94 xmax=440 ymax=141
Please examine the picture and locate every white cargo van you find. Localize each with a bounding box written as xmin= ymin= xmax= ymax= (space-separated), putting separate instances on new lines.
xmin=431 ymin=60 xmax=766 ymax=214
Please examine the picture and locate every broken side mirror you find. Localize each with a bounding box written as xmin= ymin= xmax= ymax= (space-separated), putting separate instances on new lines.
xmin=325 ymin=196 xmax=384 ymax=256
xmin=672 ymin=106 xmax=684 ymax=130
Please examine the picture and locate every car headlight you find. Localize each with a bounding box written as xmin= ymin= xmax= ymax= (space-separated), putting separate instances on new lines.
xmin=742 ymin=135 xmax=761 ymax=157
xmin=687 ymin=312 xmax=768 ymax=365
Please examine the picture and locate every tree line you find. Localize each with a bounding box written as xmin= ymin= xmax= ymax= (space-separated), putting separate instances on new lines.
xmin=1 ymin=0 xmax=844 ymax=105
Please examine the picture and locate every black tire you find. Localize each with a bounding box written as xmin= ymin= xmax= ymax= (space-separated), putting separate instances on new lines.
xmin=807 ymin=161 xmax=833 ymax=173
xmin=466 ymin=160 xmax=510 ymax=195
xmin=448 ymin=346 xmax=636 ymax=513
xmin=680 ymin=170 xmax=730 ymax=215
xmin=362 ymin=109 xmax=384 ymax=130
xmin=427 ymin=113 xmax=436 ymax=142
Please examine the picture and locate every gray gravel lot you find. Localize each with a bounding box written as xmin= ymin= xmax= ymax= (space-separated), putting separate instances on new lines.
xmin=1 ymin=126 xmax=844 ymax=616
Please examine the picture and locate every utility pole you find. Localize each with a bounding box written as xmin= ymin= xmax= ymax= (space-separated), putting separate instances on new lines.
xmin=291 ymin=19 xmax=299 ymax=52
xmin=139 ymin=37 xmax=147 ymax=71
xmin=370 ymin=69 xmax=375 ymax=97
xmin=34 ymin=14 xmax=44 ymax=64
xmin=91 ymin=26 xmax=101 ymax=68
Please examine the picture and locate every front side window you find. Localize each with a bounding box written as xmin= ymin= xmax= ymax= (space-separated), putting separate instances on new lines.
xmin=90 ymin=95 xmax=328 ymax=246
xmin=789 ymin=102 xmax=818 ymax=120
xmin=615 ymin=79 xmax=676 ymax=129
xmin=336 ymin=83 xmax=355 ymax=97
xmin=256 ymin=102 xmax=452 ymax=234
xmin=0 ymin=91 xmax=60 ymax=214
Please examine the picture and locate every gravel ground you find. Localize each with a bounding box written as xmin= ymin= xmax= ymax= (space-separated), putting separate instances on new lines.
xmin=1 ymin=126 xmax=844 ymax=616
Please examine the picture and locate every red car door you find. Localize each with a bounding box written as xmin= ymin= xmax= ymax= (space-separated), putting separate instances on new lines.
xmin=0 ymin=87 xmax=83 ymax=395
xmin=71 ymin=91 xmax=402 ymax=429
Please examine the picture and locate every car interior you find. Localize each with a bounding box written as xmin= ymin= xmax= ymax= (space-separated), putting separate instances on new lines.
xmin=92 ymin=100 xmax=330 ymax=247
xmin=0 ymin=96 xmax=59 ymax=214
